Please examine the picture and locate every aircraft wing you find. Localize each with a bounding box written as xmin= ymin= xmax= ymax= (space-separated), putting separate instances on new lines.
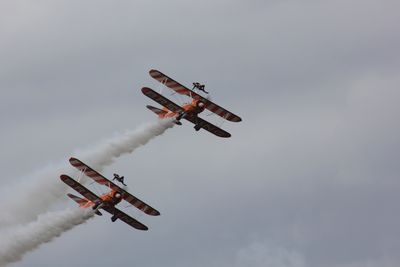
xmin=141 ymin=87 xmax=183 ymax=113
xmin=102 ymin=206 xmax=148 ymax=231
xmin=201 ymin=99 xmax=242 ymax=122
xmin=69 ymin=157 xmax=161 ymax=216
xmin=185 ymin=116 xmax=231 ymax=138
xmin=149 ymin=69 xmax=242 ymax=122
xmin=60 ymin=175 xmax=101 ymax=204
xmin=120 ymin=189 xmax=160 ymax=216
xmin=149 ymin=69 xmax=195 ymax=97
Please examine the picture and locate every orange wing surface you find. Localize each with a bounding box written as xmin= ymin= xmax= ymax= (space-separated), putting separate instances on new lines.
xmin=69 ymin=157 xmax=160 ymax=216
xmin=149 ymin=69 xmax=242 ymax=122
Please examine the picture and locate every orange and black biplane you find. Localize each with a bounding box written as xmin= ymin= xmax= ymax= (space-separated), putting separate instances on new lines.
xmin=142 ymin=69 xmax=242 ymax=138
xmin=60 ymin=157 xmax=160 ymax=231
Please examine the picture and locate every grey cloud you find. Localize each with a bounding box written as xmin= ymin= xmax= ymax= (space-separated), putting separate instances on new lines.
xmin=1 ymin=0 xmax=400 ymax=266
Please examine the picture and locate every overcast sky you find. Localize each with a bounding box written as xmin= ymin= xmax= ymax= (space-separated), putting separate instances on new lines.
xmin=1 ymin=0 xmax=400 ymax=266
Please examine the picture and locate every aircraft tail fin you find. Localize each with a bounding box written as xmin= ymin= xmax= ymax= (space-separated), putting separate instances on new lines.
xmin=146 ymin=105 xmax=168 ymax=117
xmin=67 ymin=193 xmax=90 ymax=206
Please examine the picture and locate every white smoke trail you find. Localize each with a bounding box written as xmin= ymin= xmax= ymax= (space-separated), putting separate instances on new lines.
xmin=0 ymin=208 xmax=95 ymax=267
xmin=0 ymin=119 xmax=174 ymax=266
xmin=0 ymin=119 xmax=174 ymax=227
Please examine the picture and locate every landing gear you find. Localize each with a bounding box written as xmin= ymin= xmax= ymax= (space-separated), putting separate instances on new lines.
xmin=194 ymin=124 xmax=201 ymax=131
xmin=111 ymin=215 xmax=118 ymax=222
xmin=93 ymin=203 xmax=103 ymax=216
xmin=176 ymin=111 xmax=187 ymax=121
xmin=92 ymin=202 xmax=104 ymax=212
xmin=92 ymin=203 xmax=100 ymax=210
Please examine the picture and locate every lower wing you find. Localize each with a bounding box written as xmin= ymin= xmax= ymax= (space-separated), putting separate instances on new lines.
xmin=185 ymin=116 xmax=231 ymax=138
xmin=102 ymin=206 xmax=148 ymax=231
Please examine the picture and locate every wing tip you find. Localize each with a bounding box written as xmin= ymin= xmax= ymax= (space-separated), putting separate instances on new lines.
xmin=149 ymin=69 xmax=161 ymax=75
xmin=141 ymin=87 xmax=152 ymax=94
xmin=227 ymin=115 xmax=241 ymax=122
xmin=69 ymin=157 xmax=80 ymax=164
xmin=152 ymin=210 xmax=161 ymax=216
xmin=219 ymin=133 xmax=231 ymax=138
xmin=60 ymin=174 xmax=69 ymax=180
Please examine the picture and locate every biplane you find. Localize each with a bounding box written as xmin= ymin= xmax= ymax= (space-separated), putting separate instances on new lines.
xmin=142 ymin=69 xmax=242 ymax=138
xmin=60 ymin=157 xmax=160 ymax=231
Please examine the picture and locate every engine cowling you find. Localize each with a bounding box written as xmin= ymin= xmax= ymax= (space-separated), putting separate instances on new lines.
xmin=112 ymin=191 xmax=123 ymax=205
xmin=114 ymin=192 xmax=122 ymax=199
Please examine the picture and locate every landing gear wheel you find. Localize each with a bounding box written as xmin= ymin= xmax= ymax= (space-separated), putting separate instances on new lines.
xmin=177 ymin=112 xmax=187 ymax=121
xmin=95 ymin=210 xmax=103 ymax=216
xmin=111 ymin=215 xmax=118 ymax=222
xmin=194 ymin=124 xmax=201 ymax=131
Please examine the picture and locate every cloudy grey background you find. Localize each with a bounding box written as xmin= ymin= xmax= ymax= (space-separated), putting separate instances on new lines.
xmin=1 ymin=0 xmax=400 ymax=266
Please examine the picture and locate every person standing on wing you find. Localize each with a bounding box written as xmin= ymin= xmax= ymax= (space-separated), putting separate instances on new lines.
xmin=192 ymin=82 xmax=209 ymax=94
xmin=113 ymin=173 xmax=127 ymax=186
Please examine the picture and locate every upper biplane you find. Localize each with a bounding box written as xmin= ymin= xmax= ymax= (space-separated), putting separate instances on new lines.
xmin=60 ymin=157 xmax=160 ymax=231
xmin=142 ymin=69 xmax=242 ymax=138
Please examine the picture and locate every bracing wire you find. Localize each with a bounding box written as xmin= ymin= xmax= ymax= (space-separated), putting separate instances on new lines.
xmin=170 ymin=89 xmax=186 ymax=106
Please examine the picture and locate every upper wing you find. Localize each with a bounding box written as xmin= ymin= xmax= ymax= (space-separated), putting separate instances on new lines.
xmin=201 ymin=99 xmax=242 ymax=122
xmin=141 ymin=87 xmax=183 ymax=113
xmin=121 ymin=190 xmax=160 ymax=216
xmin=69 ymin=157 xmax=119 ymax=188
xmin=102 ymin=206 xmax=148 ymax=231
xmin=69 ymin=157 xmax=161 ymax=216
xmin=185 ymin=116 xmax=231 ymax=138
xmin=60 ymin=175 xmax=101 ymax=204
xmin=149 ymin=69 xmax=193 ymax=96
xmin=149 ymin=69 xmax=242 ymax=122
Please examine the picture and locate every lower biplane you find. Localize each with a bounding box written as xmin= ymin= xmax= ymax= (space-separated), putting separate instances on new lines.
xmin=142 ymin=69 xmax=242 ymax=138
xmin=60 ymin=157 xmax=160 ymax=231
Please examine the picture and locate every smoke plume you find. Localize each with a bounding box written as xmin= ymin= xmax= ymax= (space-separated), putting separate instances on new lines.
xmin=0 ymin=119 xmax=173 ymax=228
xmin=0 ymin=208 xmax=95 ymax=267
xmin=0 ymin=119 xmax=174 ymax=266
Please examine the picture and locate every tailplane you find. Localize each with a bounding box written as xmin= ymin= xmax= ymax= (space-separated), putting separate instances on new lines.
xmin=146 ymin=105 xmax=181 ymax=125
xmin=146 ymin=105 xmax=168 ymax=117
xmin=67 ymin=193 xmax=90 ymax=206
